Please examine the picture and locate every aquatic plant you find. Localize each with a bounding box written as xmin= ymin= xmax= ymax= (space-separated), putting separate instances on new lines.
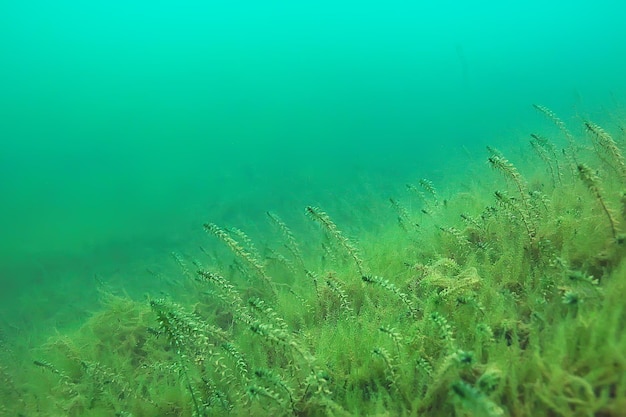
xmin=2 ymin=104 xmax=626 ymax=416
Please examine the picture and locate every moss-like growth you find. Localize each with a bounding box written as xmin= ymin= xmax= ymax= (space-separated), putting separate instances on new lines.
xmin=2 ymin=104 xmax=626 ymax=417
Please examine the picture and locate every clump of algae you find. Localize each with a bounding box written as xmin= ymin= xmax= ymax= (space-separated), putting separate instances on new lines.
xmin=2 ymin=105 xmax=626 ymax=416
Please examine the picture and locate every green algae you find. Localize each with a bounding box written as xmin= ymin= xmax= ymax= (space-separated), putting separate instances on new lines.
xmin=1 ymin=106 xmax=626 ymax=416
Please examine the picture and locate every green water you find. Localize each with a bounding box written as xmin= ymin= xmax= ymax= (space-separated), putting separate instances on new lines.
xmin=1 ymin=1 xmax=626 ymax=415
xmin=2 ymin=1 xmax=624 ymax=276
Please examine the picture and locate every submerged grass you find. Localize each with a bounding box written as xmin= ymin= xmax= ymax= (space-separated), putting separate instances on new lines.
xmin=2 ymin=105 xmax=626 ymax=416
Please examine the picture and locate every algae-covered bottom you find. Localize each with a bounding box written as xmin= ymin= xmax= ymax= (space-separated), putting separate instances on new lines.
xmin=2 ymin=106 xmax=626 ymax=416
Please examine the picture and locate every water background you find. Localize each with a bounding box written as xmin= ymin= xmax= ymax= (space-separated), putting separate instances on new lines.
xmin=1 ymin=0 xmax=625 ymax=331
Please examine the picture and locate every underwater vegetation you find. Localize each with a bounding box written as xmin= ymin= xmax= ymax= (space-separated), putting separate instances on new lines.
xmin=2 ymin=105 xmax=626 ymax=416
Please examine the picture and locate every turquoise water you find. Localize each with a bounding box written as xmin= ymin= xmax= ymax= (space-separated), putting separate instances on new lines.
xmin=1 ymin=1 xmax=625 ymax=329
